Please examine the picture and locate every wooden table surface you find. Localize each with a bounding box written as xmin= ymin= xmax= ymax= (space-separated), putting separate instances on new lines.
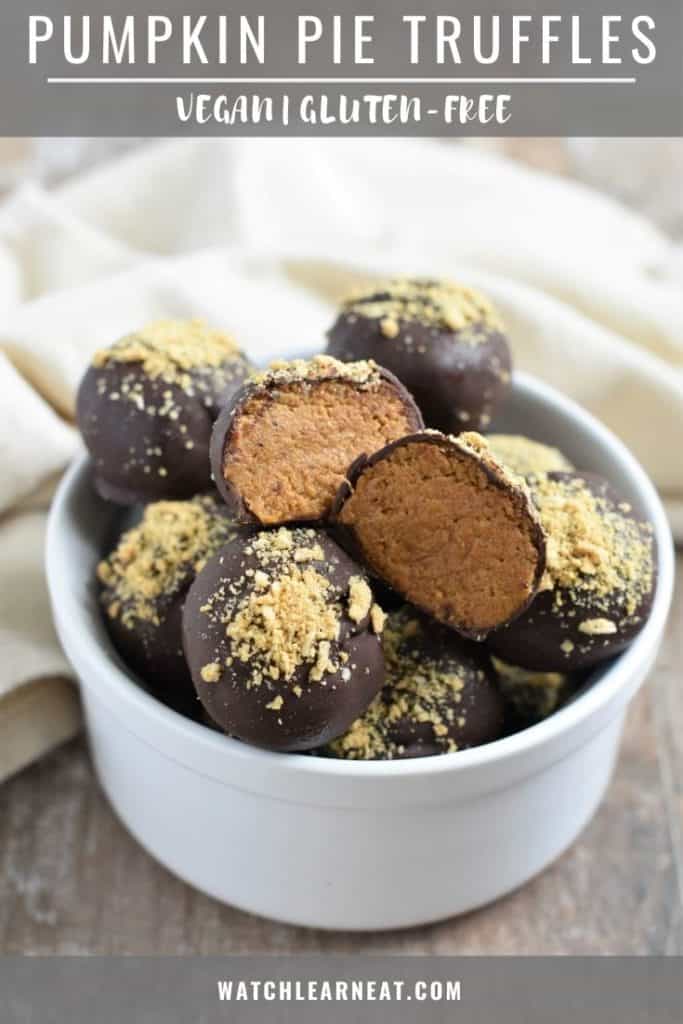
xmin=0 ymin=140 xmax=681 ymax=955
xmin=1 ymin=555 xmax=680 ymax=955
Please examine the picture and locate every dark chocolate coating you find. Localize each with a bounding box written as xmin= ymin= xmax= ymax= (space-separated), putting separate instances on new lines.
xmin=327 ymin=296 xmax=511 ymax=433
xmin=98 ymin=494 xmax=238 ymax=715
xmin=78 ymin=352 xmax=250 ymax=505
xmin=487 ymin=473 xmax=657 ymax=671
xmin=182 ymin=529 xmax=385 ymax=752
xmin=325 ymin=607 xmax=505 ymax=760
xmin=330 ymin=432 xmax=546 ymax=640
xmin=104 ymin=591 xmax=196 ymax=716
xmin=491 ymin=656 xmax=574 ymax=728
xmin=209 ymin=363 xmax=423 ymax=525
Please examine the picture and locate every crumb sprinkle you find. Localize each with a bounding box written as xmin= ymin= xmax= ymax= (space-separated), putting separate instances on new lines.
xmin=348 ymin=576 xmax=373 ymax=624
xmin=197 ymin=528 xmax=377 ymax=698
xmin=328 ymin=611 xmax=475 ymax=760
xmin=200 ymin=662 xmax=221 ymax=683
xmin=92 ymin=319 xmax=241 ymax=381
xmin=486 ymin=434 xmax=573 ymax=479
xmin=531 ymin=474 xmax=654 ymax=627
xmin=252 ymin=354 xmax=380 ymax=389
xmin=370 ymin=604 xmax=387 ymax=634
xmin=578 ymin=617 xmax=618 ymax=636
xmin=97 ymin=495 xmax=235 ymax=629
xmin=342 ymin=278 xmax=504 ymax=337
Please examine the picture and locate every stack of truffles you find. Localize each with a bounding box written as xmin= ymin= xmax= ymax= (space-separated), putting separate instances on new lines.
xmin=79 ymin=281 xmax=657 ymax=759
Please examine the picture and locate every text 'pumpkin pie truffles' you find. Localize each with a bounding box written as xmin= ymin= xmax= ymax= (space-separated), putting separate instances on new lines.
xmin=77 ymin=319 xmax=251 ymax=504
xmin=326 ymin=277 xmax=512 ymax=433
xmin=209 ymin=355 xmax=423 ymax=526
xmin=182 ymin=527 xmax=387 ymax=752
xmin=331 ymin=432 xmax=546 ymax=640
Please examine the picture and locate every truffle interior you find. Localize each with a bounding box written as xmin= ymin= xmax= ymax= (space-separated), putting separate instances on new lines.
xmin=337 ymin=440 xmax=541 ymax=635
xmin=223 ymin=379 xmax=416 ymax=523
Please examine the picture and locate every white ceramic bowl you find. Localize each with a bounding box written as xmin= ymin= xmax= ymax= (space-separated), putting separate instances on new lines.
xmin=47 ymin=372 xmax=674 ymax=931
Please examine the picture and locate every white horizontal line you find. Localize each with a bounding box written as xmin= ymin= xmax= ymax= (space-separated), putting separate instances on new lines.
xmin=46 ymin=76 xmax=637 ymax=85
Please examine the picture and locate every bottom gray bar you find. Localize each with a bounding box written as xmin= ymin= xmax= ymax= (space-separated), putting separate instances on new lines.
xmin=2 ymin=956 xmax=681 ymax=1023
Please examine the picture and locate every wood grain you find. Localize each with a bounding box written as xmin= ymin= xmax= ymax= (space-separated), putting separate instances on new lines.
xmin=1 ymin=555 xmax=680 ymax=955
xmin=1 ymin=139 xmax=681 ymax=955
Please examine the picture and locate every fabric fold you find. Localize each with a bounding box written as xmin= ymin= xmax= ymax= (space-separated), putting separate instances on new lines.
xmin=0 ymin=138 xmax=680 ymax=780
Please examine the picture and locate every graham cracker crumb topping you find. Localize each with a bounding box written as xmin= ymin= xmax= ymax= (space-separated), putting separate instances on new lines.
xmin=200 ymin=662 xmax=221 ymax=683
xmin=93 ymin=319 xmax=241 ymax=380
xmin=487 ymin=434 xmax=572 ymax=478
xmin=198 ymin=528 xmax=378 ymax=692
xmin=329 ymin=612 xmax=473 ymax=760
xmin=252 ymin=354 xmax=381 ymax=388
xmin=533 ymin=475 xmax=654 ymax=626
xmin=97 ymin=495 xmax=235 ymax=629
xmin=370 ymin=604 xmax=387 ymax=634
xmin=342 ymin=278 xmax=504 ymax=337
xmin=89 ymin=322 xmax=248 ymax=479
xmin=578 ymin=617 xmax=618 ymax=636
xmin=226 ymin=565 xmax=340 ymax=683
xmin=348 ymin=576 xmax=373 ymax=623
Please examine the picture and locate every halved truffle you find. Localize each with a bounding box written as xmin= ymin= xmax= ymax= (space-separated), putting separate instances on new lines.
xmin=326 ymin=607 xmax=505 ymax=760
xmin=97 ymin=494 xmax=238 ymax=712
xmin=488 ymin=472 xmax=656 ymax=671
xmin=326 ymin=277 xmax=511 ymax=432
xmin=210 ymin=355 xmax=423 ymax=525
xmin=77 ymin=319 xmax=251 ymax=504
xmin=182 ymin=527 xmax=386 ymax=752
xmin=332 ymin=431 xmax=545 ymax=640
xmin=486 ymin=434 xmax=573 ymax=480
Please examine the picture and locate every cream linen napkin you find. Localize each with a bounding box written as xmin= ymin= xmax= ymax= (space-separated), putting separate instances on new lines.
xmin=0 ymin=138 xmax=681 ymax=782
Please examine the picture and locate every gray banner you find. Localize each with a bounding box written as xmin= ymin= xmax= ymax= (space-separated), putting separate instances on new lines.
xmin=1 ymin=957 xmax=682 ymax=1023
xmin=0 ymin=0 xmax=681 ymax=136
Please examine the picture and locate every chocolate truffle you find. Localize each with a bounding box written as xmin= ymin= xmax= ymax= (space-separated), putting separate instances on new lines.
xmin=332 ymin=431 xmax=545 ymax=640
xmin=97 ymin=494 xmax=237 ymax=711
xmin=182 ymin=527 xmax=386 ymax=751
xmin=210 ymin=355 xmax=423 ymax=526
xmin=488 ymin=472 xmax=656 ymax=671
xmin=77 ymin=319 xmax=251 ymax=504
xmin=326 ymin=278 xmax=511 ymax=432
xmin=486 ymin=434 xmax=573 ymax=479
xmin=326 ymin=608 xmax=505 ymax=760
xmin=491 ymin=656 xmax=571 ymax=724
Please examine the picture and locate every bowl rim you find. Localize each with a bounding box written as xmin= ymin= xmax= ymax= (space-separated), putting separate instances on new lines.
xmin=47 ymin=370 xmax=675 ymax=782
